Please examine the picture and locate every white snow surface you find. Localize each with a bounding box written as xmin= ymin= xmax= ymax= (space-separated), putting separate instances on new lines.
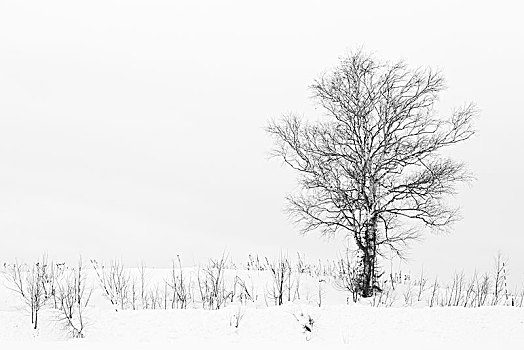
xmin=1 ymin=267 xmax=523 ymax=349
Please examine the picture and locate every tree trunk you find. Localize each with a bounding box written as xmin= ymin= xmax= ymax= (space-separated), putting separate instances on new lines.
xmin=360 ymin=218 xmax=378 ymax=298
xmin=360 ymin=247 xmax=376 ymax=297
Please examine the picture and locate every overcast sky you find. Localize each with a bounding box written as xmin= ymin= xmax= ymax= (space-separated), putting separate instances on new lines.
xmin=0 ymin=0 xmax=523 ymax=281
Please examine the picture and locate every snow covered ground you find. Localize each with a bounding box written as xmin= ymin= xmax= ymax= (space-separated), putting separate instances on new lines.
xmin=1 ymin=264 xmax=523 ymax=349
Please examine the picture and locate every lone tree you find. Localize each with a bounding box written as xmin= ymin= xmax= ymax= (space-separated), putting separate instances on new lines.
xmin=267 ymin=51 xmax=476 ymax=297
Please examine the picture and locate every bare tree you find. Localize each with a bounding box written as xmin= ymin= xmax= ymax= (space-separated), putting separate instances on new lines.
xmin=265 ymin=255 xmax=292 ymax=306
xmin=48 ymin=262 xmax=66 ymax=309
xmin=167 ymin=255 xmax=191 ymax=309
xmin=514 ymin=286 xmax=524 ymax=307
xmin=475 ymin=273 xmax=491 ymax=307
xmin=57 ymin=258 xmax=93 ymax=338
xmin=197 ymin=254 xmax=232 ymax=310
xmin=139 ymin=261 xmax=148 ymax=309
xmin=233 ymin=275 xmax=254 ymax=304
xmin=447 ymin=271 xmax=466 ymax=306
xmin=429 ymin=277 xmax=439 ymax=307
xmin=416 ymin=268 xmax=427 ymax=302
xmin=267 ymin=51 xmax=476 ymax=297
xmin=334 ymin=250 xmax=361 ymax=303
xmin=91 ymin=259 xmax=130 ymax=311
xmin=463 ymin=272 xmax=477 ymax=307
xmin=4 ymin=257 xmax=50 ymax=329
xmin=491 ymin=252 xmax=508 ymax=305
xmin=130 ymin=276 xmax=137 ymax=310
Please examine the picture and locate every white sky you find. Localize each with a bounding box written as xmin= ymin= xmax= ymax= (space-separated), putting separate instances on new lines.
xmin=0 ymin=0 xmax=523 ymax=282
